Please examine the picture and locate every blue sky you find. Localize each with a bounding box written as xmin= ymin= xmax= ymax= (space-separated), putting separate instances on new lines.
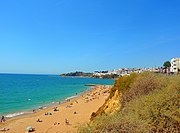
xmin=0 ymin=0 xmax=180 ymax=74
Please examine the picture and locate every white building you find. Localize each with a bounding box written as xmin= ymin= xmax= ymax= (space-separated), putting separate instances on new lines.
xmin=170 ymin=58 xmax=180 ymax=73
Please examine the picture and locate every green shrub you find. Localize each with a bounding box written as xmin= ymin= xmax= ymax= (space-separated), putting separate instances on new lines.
xmin=122 ymin=73 xmax=166 ymax=105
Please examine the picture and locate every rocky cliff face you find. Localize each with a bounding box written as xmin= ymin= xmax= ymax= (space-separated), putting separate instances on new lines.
xmin=102 ymin=89 xmax=121 ymax=114
xmin=90 ymin=87 xmax=121 ymax=121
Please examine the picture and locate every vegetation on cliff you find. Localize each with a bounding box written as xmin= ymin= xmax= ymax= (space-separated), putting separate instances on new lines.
xmin=78 ymin=73 xmax=180 ymax=133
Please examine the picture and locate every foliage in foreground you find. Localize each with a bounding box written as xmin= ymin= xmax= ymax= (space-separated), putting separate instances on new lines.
xmin=78 ymin=73 xmax=180 ymax=133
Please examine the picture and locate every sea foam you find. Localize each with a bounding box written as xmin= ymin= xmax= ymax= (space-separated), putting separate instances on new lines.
xmin=5 ymin=112 xmax=24 ymax=118
xmin=65 ymin=95 xmax=78 ymax=101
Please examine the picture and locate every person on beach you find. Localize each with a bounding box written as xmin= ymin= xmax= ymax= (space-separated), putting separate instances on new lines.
xmin=54 ymin=122 xmax=60 ymax=125
xmin=0 ymin=128 xmax=9 ymax=131
xmin=65 ymin=119 xmax=69 ymax=125
xmin=53 ymin=107 xmax=59 ymax=111
xmin=45 ymin=112 xmax=52 ymax=115
xmin=74 ymin=111 xmax=77 ymax=114
xmin=0 ymin=116 xmax=5 ymax=123
xmin=36 ymin=119 xmax=43 ymax=122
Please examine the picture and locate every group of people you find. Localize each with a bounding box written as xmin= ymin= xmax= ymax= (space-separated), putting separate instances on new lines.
xmin=53 ymin=107 xmax=59 ymax=111
xmin=0 ymin=128 xmax=9 ymax=132
xmin=45 ymin=112 xmax=52 ymax=116
xmin=36 ymin=118 xmax=43 ymax=122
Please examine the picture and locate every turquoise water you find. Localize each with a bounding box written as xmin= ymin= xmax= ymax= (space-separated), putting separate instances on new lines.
xmin=0 ymin=74 xmax=114 ymax=117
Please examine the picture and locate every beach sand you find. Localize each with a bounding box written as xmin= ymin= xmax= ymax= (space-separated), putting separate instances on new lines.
xmin=0 ymin=85 xmax=111 ymax=133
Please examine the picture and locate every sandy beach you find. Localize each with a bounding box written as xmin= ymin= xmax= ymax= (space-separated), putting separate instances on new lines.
xmin=0 ymin=85 xmax=111 ymax=133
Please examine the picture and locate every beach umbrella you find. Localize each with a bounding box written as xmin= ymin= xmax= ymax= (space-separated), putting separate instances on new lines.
xmin=26 ymin=126 xmax=33 ymax=132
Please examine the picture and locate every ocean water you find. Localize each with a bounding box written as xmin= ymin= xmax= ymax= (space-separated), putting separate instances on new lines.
xmin=0 ymin=74 xmax=114 ymax=117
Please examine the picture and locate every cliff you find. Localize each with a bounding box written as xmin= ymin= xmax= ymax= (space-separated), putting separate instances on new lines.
xmin=90 ymin=73 xmax=137 ymax=120
xmin=91 ymin=88 xmax=121 ymax=121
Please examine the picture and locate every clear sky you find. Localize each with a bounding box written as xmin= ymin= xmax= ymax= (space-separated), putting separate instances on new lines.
xmin=0 ymin=0 xmax=180 ymax=74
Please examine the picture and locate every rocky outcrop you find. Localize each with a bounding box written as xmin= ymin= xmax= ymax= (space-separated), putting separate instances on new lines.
xmin=90 ymin=88 xmax=121 ymax=121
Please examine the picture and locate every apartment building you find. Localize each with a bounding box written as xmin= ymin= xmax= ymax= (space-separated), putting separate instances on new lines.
xmin=170 ymin=58 xmax=180 ymax=73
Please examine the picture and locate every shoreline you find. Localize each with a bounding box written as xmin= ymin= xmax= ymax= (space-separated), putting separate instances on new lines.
xmin=1 ymin=85 xmax=96 ymax=120
xmin=0 ymin=85 xmax=112 ymax=133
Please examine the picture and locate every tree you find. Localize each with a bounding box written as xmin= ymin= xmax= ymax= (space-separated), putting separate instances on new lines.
xmin=163 ymin=61 xmax=171 ymax=68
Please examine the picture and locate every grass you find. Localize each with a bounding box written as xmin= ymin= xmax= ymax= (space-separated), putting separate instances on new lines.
xmin=78 ymin=73 xmax=180 ymax=133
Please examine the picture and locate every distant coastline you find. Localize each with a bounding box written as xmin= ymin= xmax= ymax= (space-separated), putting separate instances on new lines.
xmin=60 ymin=71 xmax=119 ymax=79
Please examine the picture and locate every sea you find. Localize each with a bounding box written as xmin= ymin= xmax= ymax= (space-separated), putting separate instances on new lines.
xmin=0 ymin=74 xmax=114 ymax=118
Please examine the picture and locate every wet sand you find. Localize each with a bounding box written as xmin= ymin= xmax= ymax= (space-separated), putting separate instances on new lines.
xmin=0 ymin=85 xmax=111 ymax=133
